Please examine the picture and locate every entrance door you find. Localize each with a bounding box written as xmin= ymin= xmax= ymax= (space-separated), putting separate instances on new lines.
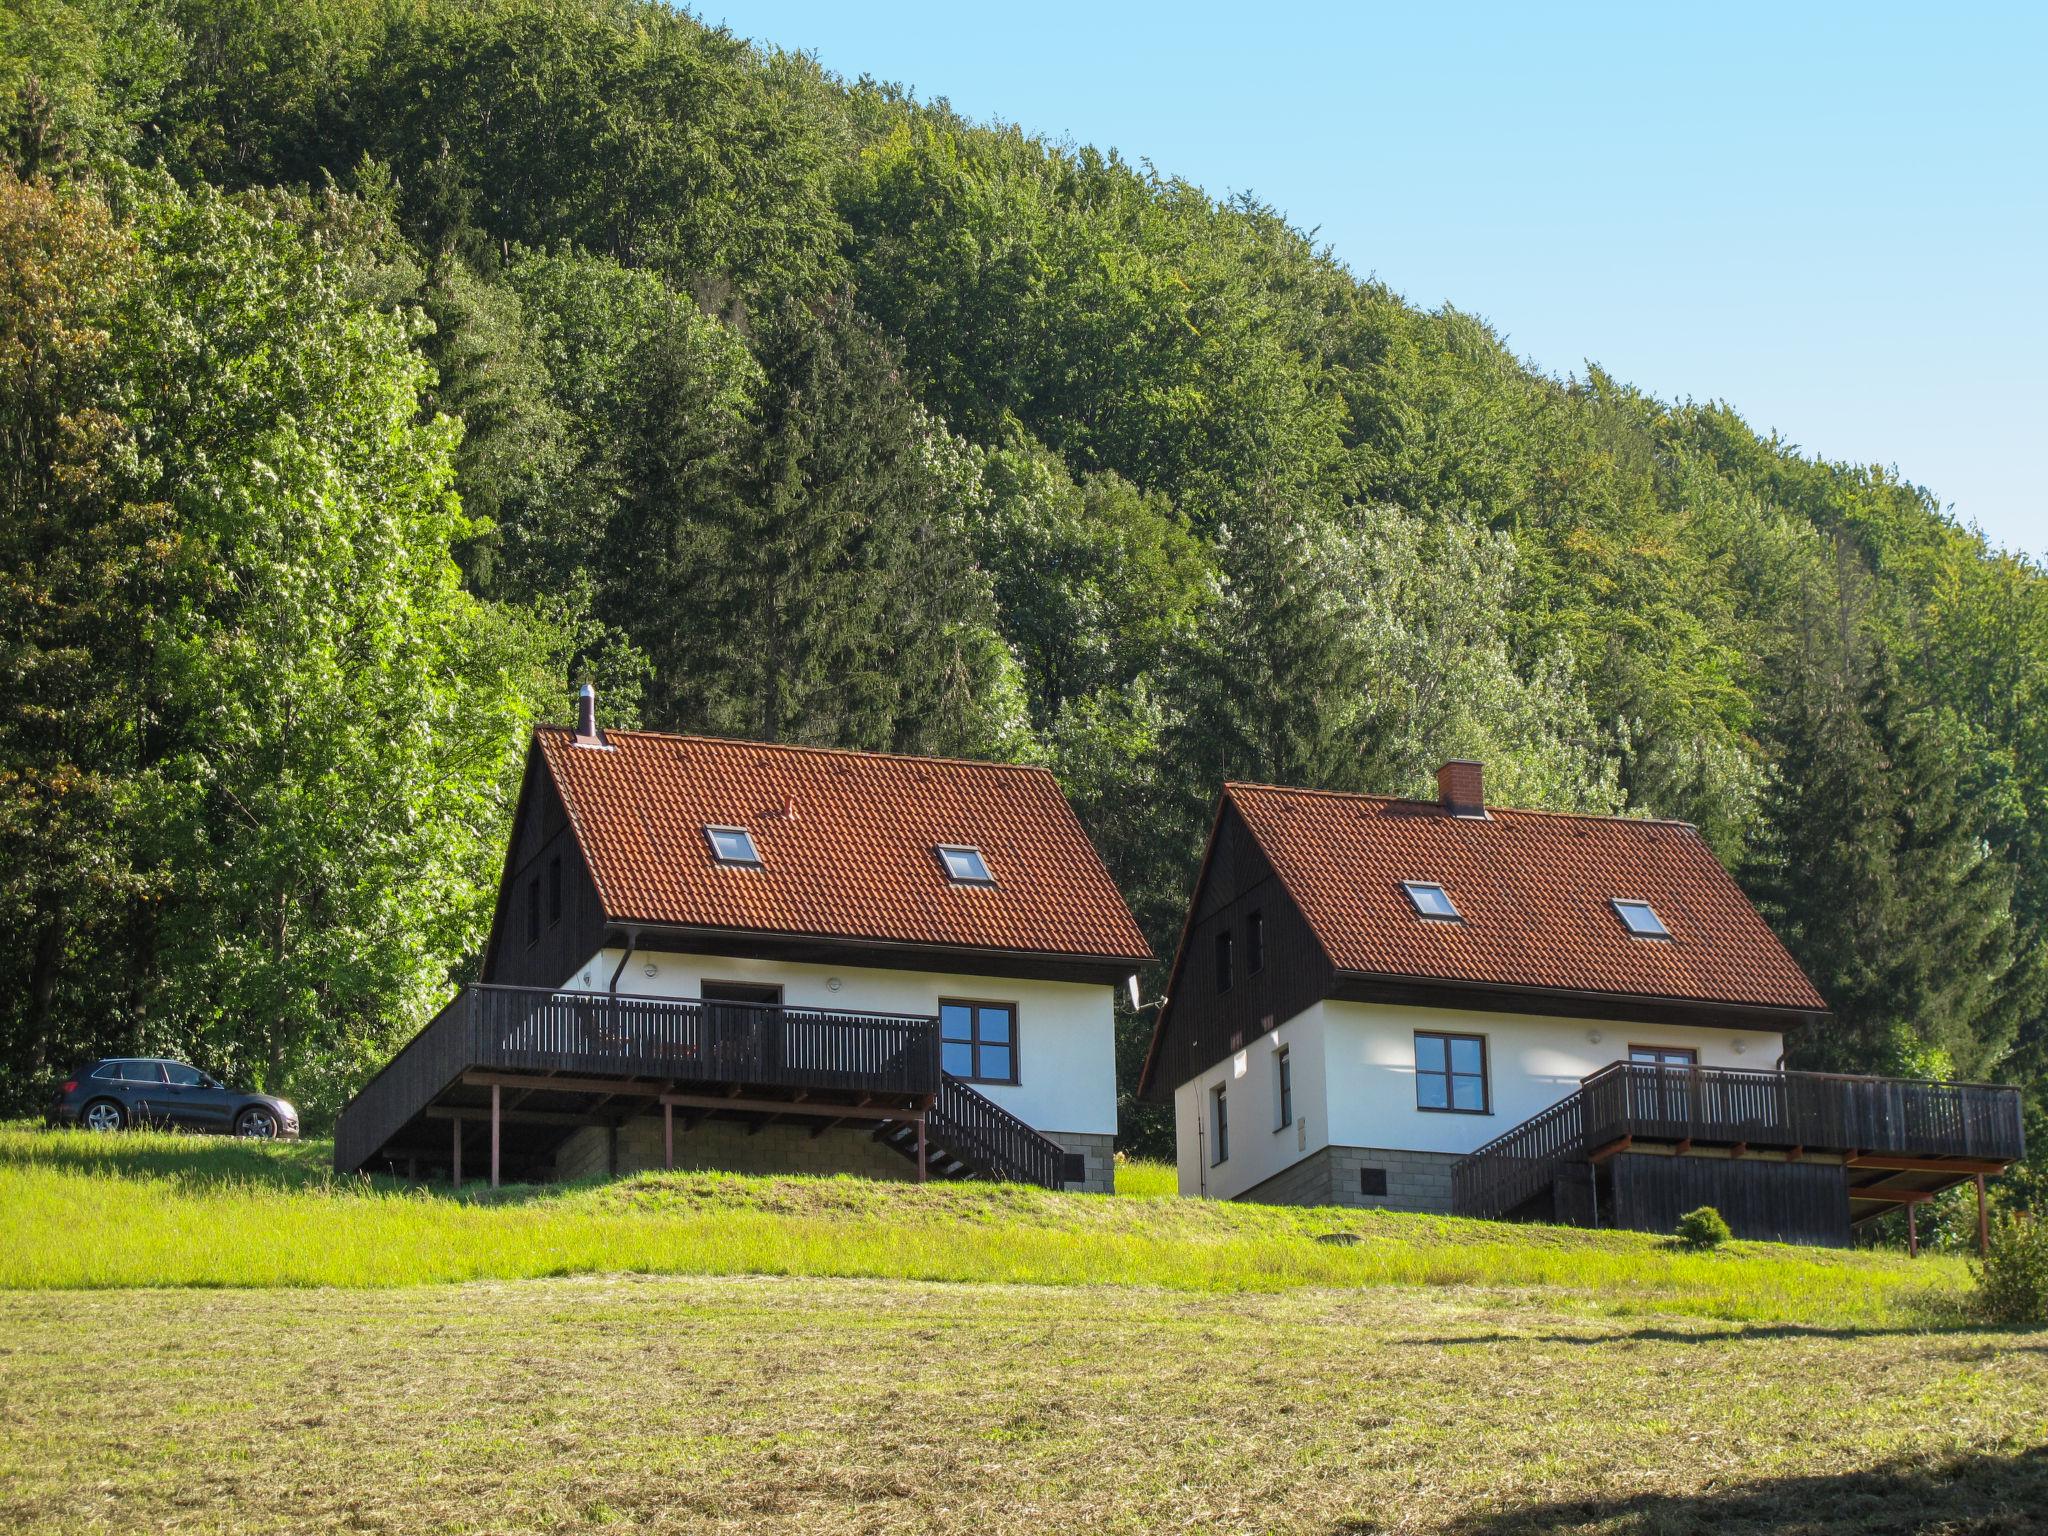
xmin=701 ymin=982 xmax=784 ymax=1078
xmin=1628 ymin=1046 xmax=1699 ymax=1134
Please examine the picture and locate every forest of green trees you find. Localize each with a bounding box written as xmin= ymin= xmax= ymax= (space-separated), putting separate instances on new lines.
xmin=3 ymin=0 xmax=2043 ymax=1200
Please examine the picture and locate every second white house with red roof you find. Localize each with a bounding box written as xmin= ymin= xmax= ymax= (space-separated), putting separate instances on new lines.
xmin=1138 ymin=762 xmax=2023 ymax=1247
xmin=334 ymin=689 xmax=1152 ymax=1192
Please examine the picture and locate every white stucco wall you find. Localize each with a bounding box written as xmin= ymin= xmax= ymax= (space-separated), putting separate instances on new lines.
xmin=565 ymin=947 xmax=1118 ymax=1137
xmin=1174 ymin=999 xmax=1785 ymax=1200
xmin=1172 ymin=1004 xmax=1332 ymax=1200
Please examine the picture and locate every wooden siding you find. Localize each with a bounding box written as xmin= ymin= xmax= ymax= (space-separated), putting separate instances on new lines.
xmin=1142 ymin=799 xmax=1333 ymax=1100
xmin=1609 ymin=1153 xmax=1851 ymax=1247
xmin=481 ymin=747 xmax=608 ymax=991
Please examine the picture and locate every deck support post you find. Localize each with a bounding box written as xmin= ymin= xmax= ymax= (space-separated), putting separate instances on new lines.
xmin=1976 ymin=1174 xmax=1989 ymax=1257
xmin=664 ymin=1100 xmax=674 ymax=1171
xmin=451 ymin=1116 xmax=462 ymax=1189
xmin=916 ymin=1113 xmax=928 ymax=1184
xmin=1906 ymin=1199 xmax=1918 ymax=1258
xmin=490 ymin=1083 xmax=501 ymax=1190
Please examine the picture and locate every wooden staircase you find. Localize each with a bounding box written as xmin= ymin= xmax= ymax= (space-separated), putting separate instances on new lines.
xmin=875 ymin=1073 xmax=1073 ymax=1189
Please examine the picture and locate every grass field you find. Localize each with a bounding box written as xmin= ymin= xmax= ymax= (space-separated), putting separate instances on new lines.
xmin=0 ymin=1125 xmax=1983 ymax=1325
xmin=3 ymin=1125 xmax=2044 ymax=1534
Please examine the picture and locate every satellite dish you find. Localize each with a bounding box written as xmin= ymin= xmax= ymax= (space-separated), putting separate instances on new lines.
xmin=1127 ymin=974 xmax=1142 ymax=1011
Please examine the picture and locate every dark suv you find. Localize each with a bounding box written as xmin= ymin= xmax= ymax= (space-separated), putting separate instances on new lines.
xmin=47 ymin=1058 xmax=300 ymax=1140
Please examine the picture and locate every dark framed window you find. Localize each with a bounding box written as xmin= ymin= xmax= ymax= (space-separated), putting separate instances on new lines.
xmin=1274 ymin=1046 xmax=1293 ymax=1130
xmin=705 ymin=825 xmax=762 ymax=866
xmin=525 ymin=877 xmax=541 ymax=946
xmin=941 ymin=1000 xmax=1016 ymax=1084
xmin=1611 ymin=898 xmax=1670 ymax=938
xmin=1214 ymin=930 xmax=1233 ymax=993
xmin=547 ymin=855 xmax=563 ymax=926
xmin=1415 ymin=1031 xmax=1488 ymax=1114
xmin=1247 ymin=910 xmax=1266 ymax=975
xmin=1629 ymin=1045 xmax=1697 ymax=1067
xmin=936 ymin=844 xmax=995 ymax=885
xmin=1210 ymin=1083 xmax=1229 ymax=1165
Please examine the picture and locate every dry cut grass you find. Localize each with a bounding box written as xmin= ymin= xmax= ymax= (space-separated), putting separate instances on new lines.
xmin=0 ymin=1276 xmax=2043 ymax=1536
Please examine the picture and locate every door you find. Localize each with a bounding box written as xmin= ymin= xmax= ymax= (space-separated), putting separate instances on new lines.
xmin=161 ymin=1062 xmax=232 ymax=1132
xmin=701 ymin=982 xmax=784 ymax=1078
xmin=1628 ymin=1046 xmax=1698 ymax=1133
xmin=110 ymin=1060 xmax=168 ymax=1125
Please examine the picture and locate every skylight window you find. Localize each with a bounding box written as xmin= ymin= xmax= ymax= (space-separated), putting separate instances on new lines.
xmin=937 ymin=844 xmax=995 ymax=886
xmin=1611 ymin=899 xmax=1671 ymax=939
xmin=704 ymin=825 xmax=762 ymax=867
xmin=1403 ymin=881 xmax=1461 ymax=921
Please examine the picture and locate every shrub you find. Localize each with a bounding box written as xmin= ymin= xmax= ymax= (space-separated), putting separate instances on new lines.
xmin=1974 ymin=1213 xmax=2048 ymax=1326
xmin=1675 ymin=1206 xmax=1732 ymax=1250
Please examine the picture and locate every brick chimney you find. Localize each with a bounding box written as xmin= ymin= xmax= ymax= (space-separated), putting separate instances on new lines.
xmin=573 ymin=682 xmax=607 ymax=749
xmin=1437 ymin=759 xmax=1485 ymax=817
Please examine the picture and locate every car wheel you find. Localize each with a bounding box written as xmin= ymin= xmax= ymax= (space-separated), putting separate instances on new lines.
xmin=81 ymin=1099 xmax=126 ymax=1133
xmin=235 ymin=1107 xmax=280 ymax=1140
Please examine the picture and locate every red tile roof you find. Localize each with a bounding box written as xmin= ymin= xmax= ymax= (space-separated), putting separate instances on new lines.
xmin=1225 ymin=782 xmax=1827 ymax=1012
xmin=535 ymin=728 xmax=1151 ymax=962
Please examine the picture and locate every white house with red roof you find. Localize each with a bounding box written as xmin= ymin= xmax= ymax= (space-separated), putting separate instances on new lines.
xmin=335 ymin=689 xmax=1152 ymax=1191
xmin=1138 ymin=762 xmax=2023 ymax=1246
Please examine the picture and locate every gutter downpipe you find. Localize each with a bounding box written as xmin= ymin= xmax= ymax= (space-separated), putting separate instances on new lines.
xmin=607 ymin=928 xmax=640 ymax=1036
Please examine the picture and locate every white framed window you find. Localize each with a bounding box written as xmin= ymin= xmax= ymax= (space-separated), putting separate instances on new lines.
xmin=705 ymin=825 xmax=762 ymax=866
xmin=1403 ymin=881 xmax=1461 ymax=921
xmin=1611 ymin=899 xmax=1671 ymax=938
xmin=936 ymin=844 xmax=995 ymax=885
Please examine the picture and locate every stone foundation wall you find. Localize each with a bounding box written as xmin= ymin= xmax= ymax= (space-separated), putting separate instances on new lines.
xmin=1238 ymin=1144 xmax=1462 ymax=1213
xmin=555 ymin=1116 xmax=916 ymax=1184
xmin=554 ymin=1115 xmax=1117 ymax=1192
xmin=1048 ymin=1130 xmax=1116 ymax=1194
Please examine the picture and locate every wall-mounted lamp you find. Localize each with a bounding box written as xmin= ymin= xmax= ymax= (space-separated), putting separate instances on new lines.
xmin=1731 ymin=1039 xmax=1747 ymax=1056
xmin=1587 ymin=1029 xmax=1603 ymax=1045
xmin=826 ymin=976 xmax=843 ymax=992
xmin=643 ymin=961 xmax=658 ymax=978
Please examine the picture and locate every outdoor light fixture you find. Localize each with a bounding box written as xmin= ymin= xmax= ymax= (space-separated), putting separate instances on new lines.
xmin=643 ymin=961 xmax=657 ymax=978
xmin=1587 ymin=1029 xmax=1603 ymax=1045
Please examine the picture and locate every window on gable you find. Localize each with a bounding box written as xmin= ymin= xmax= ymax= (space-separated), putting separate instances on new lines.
xmin=1403 ymin=881 xmax=1461 ymax=921
xmin=1214 ymin=930 xmax=1234 ymax=993
xmin=1247 ymin=910 xmax=1266 ymax=975
xmin=1611 ymin=899 xmax=1670 ymax=939
xmin=705 ymin=826 xmax=762 ymax=867
xmin=936 ymin=844 xmax=994 ymax=885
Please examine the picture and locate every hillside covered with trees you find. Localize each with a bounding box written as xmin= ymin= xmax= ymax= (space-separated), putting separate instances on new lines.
xmin=3 ymin=0 xmax=2043 ymax=1186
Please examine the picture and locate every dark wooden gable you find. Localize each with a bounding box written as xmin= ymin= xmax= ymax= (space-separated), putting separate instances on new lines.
xmin=1137 ymin=795 xmax=1334 ymax=1101
xmin=479 ymin=742 xmax=609 ymax=990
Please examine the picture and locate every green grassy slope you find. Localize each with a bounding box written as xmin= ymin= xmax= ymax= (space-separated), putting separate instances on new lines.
xmin=0 ymin=1126 xmax=1976 ymax=1327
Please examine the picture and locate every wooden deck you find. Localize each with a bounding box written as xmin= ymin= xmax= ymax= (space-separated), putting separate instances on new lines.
xmin=1452 ymin=1061 xmax=2026 ymax=1239
xmin=334 ymin=984 xmax=943 ymax=1176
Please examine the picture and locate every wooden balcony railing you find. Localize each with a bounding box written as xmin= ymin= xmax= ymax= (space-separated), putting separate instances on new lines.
xmin=1452 ymin=1062 xmax=2026 ymax=1221
xmin=335 ymin=985 xmax=941 ymax=1172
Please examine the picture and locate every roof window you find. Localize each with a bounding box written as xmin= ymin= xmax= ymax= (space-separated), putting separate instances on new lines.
xmin=1403 ymin=881 xmax=1461 ymax=921
xmin=1611 ymin=899 xmax=1670 ymax=939
xmin=937 ymin=844 xmax=995 ymax=886
xmin=704 ymin=825 xmax=762 ymax=867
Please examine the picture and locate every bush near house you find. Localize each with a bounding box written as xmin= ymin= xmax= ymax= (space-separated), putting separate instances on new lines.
xmin=1975 ymin=1212 xmax=2048 ymax=1325
xmin=1676 ymin=1205 xmax=1734 ymax=1250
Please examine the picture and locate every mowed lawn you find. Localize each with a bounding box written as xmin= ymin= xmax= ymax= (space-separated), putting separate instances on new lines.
xmin=2 ymin=1127 xmax=2045 ymax=1534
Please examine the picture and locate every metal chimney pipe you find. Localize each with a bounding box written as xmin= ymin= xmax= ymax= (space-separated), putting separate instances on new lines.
xmin=575 ymin=682 xmax=604 ymax=747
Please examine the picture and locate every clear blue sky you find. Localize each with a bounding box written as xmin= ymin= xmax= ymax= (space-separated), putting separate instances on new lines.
xmin=711 ymin=1 xmax=2047 ymax=559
